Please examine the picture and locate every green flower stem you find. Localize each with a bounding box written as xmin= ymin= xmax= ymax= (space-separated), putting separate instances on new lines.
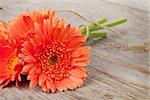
xmin=80 ymin=18 xmax=127 ymax=36
xmin=90 ymin=18 xmax=127 ymax=32
xmin=89 ymin=32 xmax=107 ymax=38
xmin=105 ymin=18 xmax=127 ymax=27
xmin=80 ymin=18 xmax=107 ymax=33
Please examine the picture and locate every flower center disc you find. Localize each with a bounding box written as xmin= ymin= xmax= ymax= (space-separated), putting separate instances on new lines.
xmin=34 ymin=39 xmax=73 ymax=81
xmin=7 ymin=54 xmax=19 ymax=75
xmin=48 ymin=54 xmax=58 ymax=65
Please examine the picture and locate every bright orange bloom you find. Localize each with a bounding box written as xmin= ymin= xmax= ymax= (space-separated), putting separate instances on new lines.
xmin=0 ymin=10 xmax=43 ymax=87
xmin=0 ymin=10 xmax=60 ymax=88
xmin=20 ymin=10 xmax=91 ymax=93
xmin=0 ymin=21 xmax=22 ymax=88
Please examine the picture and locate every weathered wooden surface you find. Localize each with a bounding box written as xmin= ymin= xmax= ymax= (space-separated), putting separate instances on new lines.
xmin=0 ymin=0 xmax=149 ymax=100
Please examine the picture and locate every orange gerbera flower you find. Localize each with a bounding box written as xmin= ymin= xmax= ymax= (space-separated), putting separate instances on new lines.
xmin=20 ymin=10 xmax=91 ymax=93
xmin=0 ymin=10 xmax=63 ymax=88
xmin=0 ymin=10 xmax=43 ymax=87
xmin=0 ymin=21 xmax=22 ymax=88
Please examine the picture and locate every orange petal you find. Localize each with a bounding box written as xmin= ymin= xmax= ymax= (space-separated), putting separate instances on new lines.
xmin=72 ymin=46 xmax=91 ymax=57
xmin=58 ymin=24 xmax=70 ymax=42
xmin=34 ymin=22 xmax=43 ymax=41
xmin=71 ymin=59 xmax=90 ymax=67
xmin=69 ymin=76 xmax=83 ymax=88
xmin=29 ymin=66 xmax=37 ymax=74
xmin=27 ymin=74 xmax=37 ymax=80
xmin=0 ymin=20 xmax=7 ymax=38
xmin=0 ymin=47 xmax=13 ymax=65
xmin=24 ymin=55 xmax=34 ymax=63
xmin=79 ymin=54 xmax=90 ymax=60
xmin=29 ymin=77 xmax=38 ymax=88
xmin=36 ymin=68 xmax=41 ymax=74
xmin=43 ymin=19 xmax=48 ymax=34
xmin=21 ymin=63 xmax=34 ymax=74
xmin=72 ymin=54 xmax=90 ymax=63
xmin=21 ymin=48 xmax=31 ymax=55
xmin=56 ymin=81 xmax=67 ymax=91
xmin=42 ymin=82 xmax=47 ymax=92
xmin=0 ymin=79 xmax=11 ymax=89
xmin=22 ymin=41 xmax=33 ymax=51
xmin=11 ymin=74 xmax=16 ymax=81
xmin=23 ymin=16 xmax=34 ymax=29
xmin=8 ymin=16 xmax=29 ymax=36
xmin=58 ymin=18 xmax=65 ymax=29
xmin=0 ymin=71 xmax=8 ymax=78
xmin=77 ymin=66 xmax=89 ymax=74
xmin=0 ymin=77 xmax=9 ymax=84
xmin=70 ymin=69 xmax=83 ymax=78
xmin=39 ymin=74 xmax=46 ymax=86
xmin=0 ymin=20 xmax=6 ymax=30
xmin=66 ymin=36 xmax=86 ymax=48
xmin=46 ymin=80 xmax=56 ymax=93
xmin=61 ymin=78 xmax=77 ymax=90
xmin=67 ymin=27 xmax=81 ymax=41
xmin=76 ymin=67 xmax=88 ymax=77
xmin=47 ymin=18 xmax=53 ymax=37
xmin=53 ymin=28 xmax=62 ymax=40
xmin=55 ymin=82 xmax=64 ymax=91
xmin=17 ymin=74 xmax=21 ymax=81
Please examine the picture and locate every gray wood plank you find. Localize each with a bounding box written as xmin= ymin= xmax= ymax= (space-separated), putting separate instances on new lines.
xmin=0 ymin=0 xmax=149 ymax=100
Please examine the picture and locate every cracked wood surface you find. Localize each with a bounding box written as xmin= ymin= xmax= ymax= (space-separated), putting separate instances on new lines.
xmin=0 ymin=0 xmax=149 ymax=100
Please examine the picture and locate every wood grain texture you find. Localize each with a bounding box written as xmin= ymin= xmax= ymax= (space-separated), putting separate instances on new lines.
xmin=0 ymin=0 xmax=149 ymax=100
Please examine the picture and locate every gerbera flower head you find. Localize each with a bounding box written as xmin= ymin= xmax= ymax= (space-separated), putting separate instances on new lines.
xmin=0 ymin=47 xmax=22 ymax=88
xmin=0 ymin=10 xmax=60 ymax=88
xmin=0 ymin=21 xmax=22 ymax=88
xmin=20 ymin=10 xmax=91 ymax=93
